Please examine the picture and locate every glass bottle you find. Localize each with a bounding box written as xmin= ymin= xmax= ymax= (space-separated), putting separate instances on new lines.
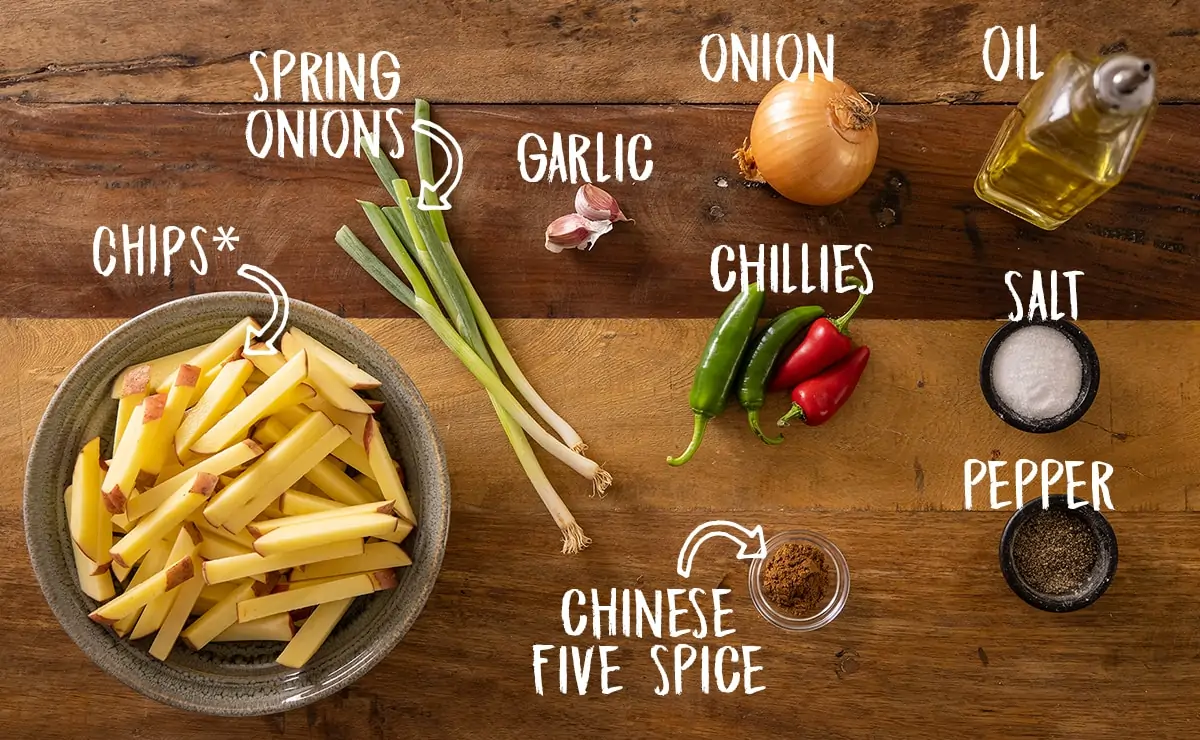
xmin=975 ymin=51 xmax=1156 ymax=230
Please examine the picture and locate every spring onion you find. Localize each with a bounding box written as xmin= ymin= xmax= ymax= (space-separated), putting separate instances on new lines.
xmin=372 ymin=103 xmax=591 ymax=454
xmin=373 ymin=186 xmax=591 ymax=553
xmin=344 ymin=104 xmax=609 ymax=553
xmin=335 ymin=225 xmax=597 ymax=553
xmin=340 ymin=215 xmax=607 ymax=489
xmin=399 ymin=190 xmax=590 ymax=553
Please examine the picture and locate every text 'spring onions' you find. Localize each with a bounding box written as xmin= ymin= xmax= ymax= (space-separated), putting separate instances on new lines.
xmin=736 ymin=76 xmax=880 ymax=206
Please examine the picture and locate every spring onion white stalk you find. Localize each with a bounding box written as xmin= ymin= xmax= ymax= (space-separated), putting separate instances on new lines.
xmin=339 ymin=221 xmax=611 ymax=497
xmin=335 ymin=224 xmax=589 ymax=550
xmin=435 ymin=231 xmax=589 ymax=453
xmin=366 ymin=190 xmax=591 ymax=553
xmin=498 ymin=411 xmax=591 ymax=553
xmin=414 ymin=304 xmax=607 ymax=487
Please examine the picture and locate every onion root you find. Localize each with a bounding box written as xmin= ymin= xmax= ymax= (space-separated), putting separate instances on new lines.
xmin=734 ymin=138 xmax=765 ymax=183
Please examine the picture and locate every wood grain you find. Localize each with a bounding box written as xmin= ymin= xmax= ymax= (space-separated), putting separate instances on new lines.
xmin=7 ymin=316 xmax=1200 ymax=736
xmin=1 ymin=103 xmax=1197 ymax=321
xmin=4 ymin=507 xmax=1200 ymax=737
xmin=11 ymin=318 xmax=1200 ymax=518
xmin=1 ymin=1 xmax=1197 ymax=104
xmin=5 ymin=2 xmax=1200 ymax=735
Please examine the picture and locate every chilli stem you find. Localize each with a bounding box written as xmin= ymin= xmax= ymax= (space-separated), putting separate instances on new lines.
xmin=667 ymin=415 xmax=709 ymax=467
xmin=777 ymin=404 xmax=807 ymax=427
xmin=748 ymin=410 xmax=784 ymax=445
xmin=831 ymin=276 xmax=866 ymax=334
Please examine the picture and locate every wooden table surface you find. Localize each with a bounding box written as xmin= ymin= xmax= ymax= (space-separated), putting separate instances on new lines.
xmin=3 ymin=2 xmax=1200 ymax=737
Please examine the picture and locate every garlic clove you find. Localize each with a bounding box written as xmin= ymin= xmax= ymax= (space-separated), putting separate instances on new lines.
xmin=545 ymin=214 xmax=614 ymax=252
xmin=574 ymin=183 xmax=631 ymax=222
xmin=545 ymin=214 xmax=583 ymax=253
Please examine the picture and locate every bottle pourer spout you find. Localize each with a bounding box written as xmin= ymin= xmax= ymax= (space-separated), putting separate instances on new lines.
xmin=1113 ymin=66 xmax=1151 ymax=94
xmin=1095 ymin=55 xmax=1156 ymax=112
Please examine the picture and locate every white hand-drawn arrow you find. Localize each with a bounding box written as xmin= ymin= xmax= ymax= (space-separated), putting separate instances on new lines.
xmin=677 ymin=520 xmax=767 ymax=579
xmin=238 ymin=264 xmax=289 ymax=356
xmin=411 ymin=119 xmax=463 ymax=211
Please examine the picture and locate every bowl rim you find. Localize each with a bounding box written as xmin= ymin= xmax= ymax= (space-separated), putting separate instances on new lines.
xmin=22 ymin=292 xmax=450 ymax=715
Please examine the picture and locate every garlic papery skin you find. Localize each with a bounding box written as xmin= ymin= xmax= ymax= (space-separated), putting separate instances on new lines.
xmin=544 ymin=214 xmax=614 ymax=253
xmin=574 ymin=183 xmax=630 ymax=222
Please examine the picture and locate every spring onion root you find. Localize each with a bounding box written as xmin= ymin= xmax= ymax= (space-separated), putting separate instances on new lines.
xmin=562 ymin=521 xmax=592 ymax=555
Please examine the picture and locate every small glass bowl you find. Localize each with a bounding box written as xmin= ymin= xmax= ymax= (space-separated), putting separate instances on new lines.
xmin=748 ymin=530 xmax=850 ymax=632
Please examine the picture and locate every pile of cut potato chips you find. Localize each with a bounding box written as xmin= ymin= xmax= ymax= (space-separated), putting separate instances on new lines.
xmin=68 ymin=318 xmax=413 ymax=668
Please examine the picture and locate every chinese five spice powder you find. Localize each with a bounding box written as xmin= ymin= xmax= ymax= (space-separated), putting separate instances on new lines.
xmin=1012 ymin=510 xmax=1098 ymax=595
xmin=762 ymin=542 xmax=832 ymax=617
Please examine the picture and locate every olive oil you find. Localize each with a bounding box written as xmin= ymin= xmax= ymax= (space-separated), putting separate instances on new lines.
xmin=975 ymin=51 xmax=1156 ymax=230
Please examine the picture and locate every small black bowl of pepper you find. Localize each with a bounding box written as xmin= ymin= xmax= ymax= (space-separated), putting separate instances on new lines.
xmin=999 ymin=495 xmax=1117 ymax=612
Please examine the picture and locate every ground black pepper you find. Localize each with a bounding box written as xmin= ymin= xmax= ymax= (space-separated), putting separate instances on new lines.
xmin=1012 ymin=510 xmax=1098 ymax=595
xmin=761 ymin=542 xmax=831 ymax=616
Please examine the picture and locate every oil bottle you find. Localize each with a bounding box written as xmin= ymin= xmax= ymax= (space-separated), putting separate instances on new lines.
xmin=975 ymin=51 xmax=1156 ymax=230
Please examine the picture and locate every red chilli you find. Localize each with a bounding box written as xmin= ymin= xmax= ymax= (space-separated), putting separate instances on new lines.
xmin=777 ymin=346 xmax=871 ymax=428
xmin=768 ymin=277 xmax=867 ymax=391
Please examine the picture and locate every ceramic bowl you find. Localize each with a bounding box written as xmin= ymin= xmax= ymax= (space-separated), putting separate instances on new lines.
xmin=23 ymin=292 xmax=450 ymax=715
xmin=979 ymin=318 xmax=1101 ymax=434
xmin=999 ymin=495 xmax=1117 ymax=612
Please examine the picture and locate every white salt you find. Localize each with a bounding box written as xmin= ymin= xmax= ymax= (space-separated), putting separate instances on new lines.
xmin=991 ymin=325 xmax=1083 ymax=421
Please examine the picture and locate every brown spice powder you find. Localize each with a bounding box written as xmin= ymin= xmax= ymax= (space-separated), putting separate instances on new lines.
xmin=762 ymin=542 xmax=831 ymax=617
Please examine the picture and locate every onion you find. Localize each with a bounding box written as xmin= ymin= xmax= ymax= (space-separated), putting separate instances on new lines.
xmin=736 ymin=76 xmax=879 ymax=206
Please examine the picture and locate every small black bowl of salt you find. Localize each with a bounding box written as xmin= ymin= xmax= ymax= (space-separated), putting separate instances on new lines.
xmin=999 ymin=495 xmax=1117 ymax=612
xmin=979 ymin=318 xmax=1100 ymax=433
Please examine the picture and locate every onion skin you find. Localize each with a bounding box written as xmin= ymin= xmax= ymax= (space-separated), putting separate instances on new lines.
xmin=739 ymin=76 xmax=879 ymax=206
